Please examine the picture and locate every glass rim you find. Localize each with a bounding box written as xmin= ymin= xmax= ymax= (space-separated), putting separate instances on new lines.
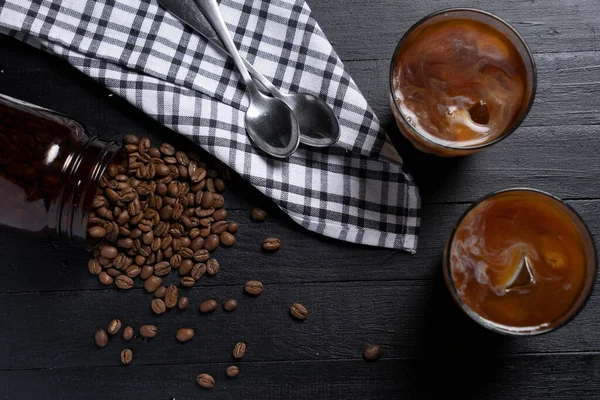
xmin=444 ymin=188 xmax=598 ymax=336
xmin=388 ymin=8 xmax=538 ymax=152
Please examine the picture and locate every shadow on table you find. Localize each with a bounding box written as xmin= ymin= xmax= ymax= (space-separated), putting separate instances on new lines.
xmin=398 ymin=261 xmax=510 ymax=399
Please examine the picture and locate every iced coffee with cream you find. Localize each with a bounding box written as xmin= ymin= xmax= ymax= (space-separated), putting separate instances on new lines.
xmin=389 ymin=9 xmax=536 ymax=156
xmin=444 ymin=189 xmax=597 ymax=335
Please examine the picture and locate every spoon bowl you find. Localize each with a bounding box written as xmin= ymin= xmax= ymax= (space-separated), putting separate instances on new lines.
xmin=246 ymin=87 xmax=300 ymax=158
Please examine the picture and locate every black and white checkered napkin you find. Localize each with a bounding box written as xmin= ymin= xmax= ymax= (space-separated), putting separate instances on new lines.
xmin=0 ymin=0 xmax=420 ymax=252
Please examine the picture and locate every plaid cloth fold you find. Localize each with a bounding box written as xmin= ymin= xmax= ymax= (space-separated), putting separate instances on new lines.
xmin=0 ymin=0 xmax=421 ymax=252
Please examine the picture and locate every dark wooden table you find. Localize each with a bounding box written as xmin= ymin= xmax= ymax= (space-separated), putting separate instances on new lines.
xmin=1 ymin=1 xmax=600 ymax=399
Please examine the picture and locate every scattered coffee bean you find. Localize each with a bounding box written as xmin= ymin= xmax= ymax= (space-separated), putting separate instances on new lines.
xmin=204 ymin=234 xmax=220 ymax=251
xmin=200 ymin=299 xmax=218 ymax=313
xmin=108 ymin=319 xmax=122 ymax=335
xmin=115 ymin=274 xmax=134 ymax=289
xmin=227 ymin=222 xmax=239 ymax=234
xmin=106 ymin=268 xmax=121 ymax=278
xmin=144 ymin=275 xmax=163 ymax=293
xmin=139 ymin=324 xmax=158 ymax=338
xmin=220 ymin=231 xmax=236 ymax=247
xmin=95 ymin=329 xmax=108 ymax=347
xmin=164 ymin=285 xmax=178 ymax=308
xmin=88 ymin=226 xmax=107 ymax=238
xmin=363 ymin=345 xmax=382 ymax=361
xmin=140 ymin=265 xmax=154 ymax=280
xmin=176 ymin=328 xmax=195 ymax=342
xmin=181 ymin=276 xmax=196 ymax=288
xmin=244 ymin=280 xmax=264 ymax=295
xmin=226 ymin=365 xmax=239 ymax=378
xmin=197 ymin=373 xmax=215 ymax=389
xmin=99 ymin=271 xmax=114 ymax=286
xmin=154 ymin=261 xmax=172 ymax=276
xmin=223 ymin=298 xmax=238 ymax=312
xmin=154 ymin=285 xmax=167 ymax=298
xmin=251 ymin=207 xmax=267 ymax=221
xmin=232 ymin=342 xmax=246 ymax=359
xmin=120 ymin=348 xmax=133 ymax=365
xmin=178 ymin=296 xmax=190 ymax=310
xmin=263 ymin=237 xmax=281 ymax=251
xmin=88 ymin=258 xmax=102 ymax=275
xmin=290 ymin=303 xmax=309 ymax=320
xmin=123 ymin=326 xmax=134 ymax=341
xmin=151 ymin=298 xmax=167 ymax=315
xmin=206 ymin=259 xmax=219 ymax=275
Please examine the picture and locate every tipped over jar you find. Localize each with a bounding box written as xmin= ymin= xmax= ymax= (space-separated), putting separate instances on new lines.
xmin=0 ymin=93 xmax=123 ymax=246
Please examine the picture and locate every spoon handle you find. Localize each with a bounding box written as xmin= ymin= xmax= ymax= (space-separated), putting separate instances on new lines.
xmin=193 ymin=0 xmax=254 ymax=87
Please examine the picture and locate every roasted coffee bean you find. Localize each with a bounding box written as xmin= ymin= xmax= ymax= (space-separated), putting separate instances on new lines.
xmin=130 ymin=228 xmax=143 ymax=239
xmin=144 ymin=275 xmax=162 ymax=293
xmin=164 ymin=285 xmax=178 ymax=308
xmin=123 ymin=326 xmax=134 ymax=341
xmin=148 ymin=147 xmax=161 ymax=158
xmin=99 ymin=271 xmax=114 ymax=285
xmin=213 ymin=208 xmax=228 ymax=222
xmin=158 ymin=143 xmax=175 ymax=156
xmin=138 ymin=137 xmax=150 ymax=153
xmin=200 ymin=227 xmax=211 ymax=238
xmin=225 ymin=366 xmax=239 ymax=378
xmin=245 ymin=280 xmax=263 ymax=295
xmin=227 ymin=222 xmax=239 ymax=234
xmin=214 ymin=178 xmax=226 ymax=192
xmin=211 ymin=220 xmax=227 ymax=234
xmin=95 ymin=329 xmax=109 ymax=347
xmin=125 ymin=143 xmax=139 ymax=153
xmin=212 ymin=194 xmax=224 ymax=208
xmin=164 ymin=156 xmax=178 ymax=165
xmin=190 ymin=263 xmax=206 ymax=280
xmin=204 ymin=234 xmax=219 ymax=251
xmin=96 ymin=206 xmax=113 ymax=220
xmin=206 ymin=259 xmax=220 ymax=276
xmin=154 ymin=261 xmax=172 ymax=276
xmin=220 ymin=231 xmax=236 ymax=247
xmin=116 ymin=209 xmax=130 ymax=225
xmin=197 ymin=373 xmax=215 ymax=389
xmin=107 ymin=268 xmax=121 ymax=278
xmin=153 ymin=221 xmax=168 ymax=237
xmin=115 ymin=275 xmax=134 ymax=289
xmin=127 ymin=198 xmax=141 ymax=216
xmin=175 ymin=151 xmax=189 ymax=166
xmin=100 ymin=245 xmax=118 ymax=259
xmin=251 ymin=208 xmax=267 ymax=222
xmin=163 ymin=246 xmax=174 ymax=258
xmin=108 ymin=319 xmax=122 ymax=335
xmin=151 ymin=237 xmax=162 ymax=252
xmin=135 ymin=254 xmax=146 ymax=266
xmin=195 ymin=207 xmax=214 ymax=218
xmin=120 ymin=348 xmax=133 ymax=365
xmin=151 ymin=298 xmax=167 ymax=315
xmin=224 ymin=299 xmax=238 ymax=312
xmin=263 ymin=237 xmax=281 ymax=251
xmin=181 ymin=276 xmax=196 ymax=288
xmin=124 ymin=134 xmax=139 ymax=145
xmin=105 ymin=188 xmax=120 ymax=203
xmin=120 ymin=187 xmax=137 ymax=203
xmin=363 ymin=345 xmax=382 ymax=361
xmin=290 ymin=303 xmax=309 ymax=320
xmin=88 ymin=226 xmax=107 ymax=239
xmin=126 ymin=265 xmax=141 ymax=278
xmin=154 ymin=285 xmax=167 ymax=298
xmin=232 ymin=342 xmax=246 ymax=359
xmin=200 ymin=192 xmax=214 ymax=209
xmin=176 ymin=328 xmax=195 ymax=342
xmin=173 ymin=203 xmax=184 ymax=220
xmin=199 ymin=299 xmax=217 ymax=313
xmin=194 ymin=249 xmax=210 ymax=262
xmin=139 ymin=324 xmax=158 ymax=338
xmin=161 ymin=234 xmax=173 ymax=250
xmin=142 ymin=230 xmax=154 ymax=245
xmin=178 ymin=296 xmax=190 ymax=310
xmin=117 ymin=237 xmax=134 ymax=249
xmin=179 ymin=247 xmax=194 ymax=259
xmin=190 ymin=237 xmax=204 ymax=252
xmin=206 ymin=178 xmax=215 ymax=193
xmin=140 ymin=265 xmax=154 ymax=280
xmin=178 ymin=164 xmax=189 ymax=179
xmin=88 ymin=258 xmax=102 ymax=275
xmin=169 ymin=254 xmax=183 ymax=269
xmin=98 ymin=256 xmax=113 ymax=267
xmin=179 ymin=259 xmax=194 ymax=275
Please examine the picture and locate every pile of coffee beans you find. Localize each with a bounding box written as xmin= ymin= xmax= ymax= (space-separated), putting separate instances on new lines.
xmin=86 ymin=135 xmax=237 ymax=296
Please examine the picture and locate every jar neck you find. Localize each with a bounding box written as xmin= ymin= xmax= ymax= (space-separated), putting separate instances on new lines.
xmin=55 ymin=137 xmax=122 ymax=246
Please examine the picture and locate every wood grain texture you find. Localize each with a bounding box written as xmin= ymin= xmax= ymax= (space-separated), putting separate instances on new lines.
xmin=2 ymin=355 xmax=600 ymax=399
xmin=1 ymin=0 xmax=600 ymax=398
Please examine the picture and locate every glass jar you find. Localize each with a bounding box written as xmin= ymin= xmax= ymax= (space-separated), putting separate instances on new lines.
xmin=0 ymin=93 xmax=123 ymax=247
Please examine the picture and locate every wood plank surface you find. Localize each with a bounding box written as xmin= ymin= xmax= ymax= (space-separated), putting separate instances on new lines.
xmin=1 ymin=0 xmax=600 ymax=398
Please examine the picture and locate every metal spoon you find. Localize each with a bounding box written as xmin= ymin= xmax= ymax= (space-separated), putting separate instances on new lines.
xmin=159 ymin=0 xmax=340 ymax=147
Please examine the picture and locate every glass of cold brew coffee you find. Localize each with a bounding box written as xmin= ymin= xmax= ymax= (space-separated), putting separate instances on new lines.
xmin=443 ymin=189 xmax=597 ymax=335
xmin=389 ymin=9 xmax=536 ymax=156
